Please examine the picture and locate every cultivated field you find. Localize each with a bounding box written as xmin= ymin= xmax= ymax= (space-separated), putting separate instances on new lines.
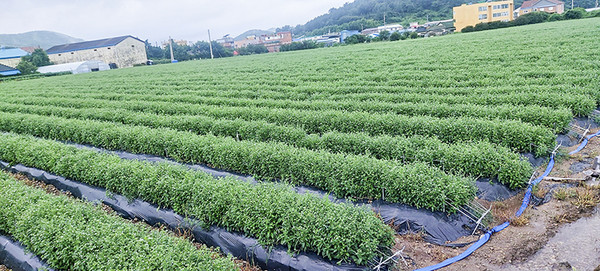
xmin=0 ymin=18 xmax=598 ymax=269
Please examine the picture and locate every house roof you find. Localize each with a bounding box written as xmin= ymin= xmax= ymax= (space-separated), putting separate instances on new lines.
xmin=0 ymin=63 xmax=18 ymax=72
xmin=20 ymin=47 xmax=39 ymax=53
xmin=0 ymin=48 xmax=29 ymax=60
xmin=46 ymin=35 xmax=143 ymax=54
xmin=521 ymin=0 xmax=564 ymax=9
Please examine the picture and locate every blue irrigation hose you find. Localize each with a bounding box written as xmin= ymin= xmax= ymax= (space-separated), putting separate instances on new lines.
xmin=415 ymin=154 xmax=556 ymax=271
xmin=416 ymin=128 xmax=599 ymax=270
xmin=569 ymin=130 xmax=600 ymax=155
xmin=414 ymin=222 xmax=509 ymax=271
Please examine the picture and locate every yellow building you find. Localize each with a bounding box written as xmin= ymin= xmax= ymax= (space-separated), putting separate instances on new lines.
xmin=453 ymin=1 xmax=514 ymax=32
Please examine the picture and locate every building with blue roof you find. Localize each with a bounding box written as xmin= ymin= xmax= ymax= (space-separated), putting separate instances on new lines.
xmin=0 ymin=63 xmax=21 ymax=76
xmin=0 ymin=48 xmax=29 ymax=68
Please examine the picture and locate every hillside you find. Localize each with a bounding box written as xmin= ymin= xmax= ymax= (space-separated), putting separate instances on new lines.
xmin=287 ymin=0 xmax=599 ymax=36
xmin=0 ymin=31 xmax=83 ymax=49
xmin=234 ymin=29 xmax=274 ymax=41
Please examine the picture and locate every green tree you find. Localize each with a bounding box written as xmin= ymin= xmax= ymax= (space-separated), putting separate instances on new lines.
xmin=190 ymin=41 xmax=233 ymax=59
xmin=461 ymin=26 xmax=475 ymax=33
xmin=389 ymin=31 xmax=402 ymax=41
xmin=512 ymin=11 xmax=550 ymax=26
xmin=16 ymin=60 xmax=37 ymax=75
xmin=409 ymin=32 xmax=418 ymax=39
xmin=564 ymin=8 xmax=585 ymax=19
xmin=21 ymin=49 xmax=52 ymax=67
xmin=145 ymin=40 xmax=165 ymax=59
xmin=280 ymin=40 xmax=324 ymax=52
xmin=378 ymin=30 xmax=391 ymax=41
xmin=548 ymin=13 xmax=564 ymax=21
xmin=236 ymin=44 xmax=269 ymax=55
xmin=344 ymin=34 xmax=370 ymax=44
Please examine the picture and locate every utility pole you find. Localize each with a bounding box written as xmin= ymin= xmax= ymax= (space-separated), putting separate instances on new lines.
xmin=207 ymin=29 xmax=214 ymax=59
xmin=572 ymin=0 xmax=574 ymax=9
xmin=596 ymin=0 xmax=598 ymax=8
xmin=169 ymin=36 xmax=174 ymax=63
xmin=383 ymin=13 xmax=386 ymax=25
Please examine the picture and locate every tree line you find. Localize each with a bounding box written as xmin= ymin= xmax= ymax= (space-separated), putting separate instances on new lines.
xmin=462 ymin=8 xmax=600 ymax=33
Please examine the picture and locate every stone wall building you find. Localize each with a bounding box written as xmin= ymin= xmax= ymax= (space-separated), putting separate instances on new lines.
xmin=0 ymin=48 xmax=29 ymax=68
xmin=47 ymin=36 xmax=147 ymax=68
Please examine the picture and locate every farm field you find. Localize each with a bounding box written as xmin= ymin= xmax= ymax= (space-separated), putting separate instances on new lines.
xmin=0 ymin=18 xmax=599 ymax=270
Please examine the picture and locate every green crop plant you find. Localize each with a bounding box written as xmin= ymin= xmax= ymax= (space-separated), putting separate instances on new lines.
xmin=0 ymin=133 xmax=395 ymax=264
xmin=0 ymin=111 xmax=532 ymax=187
xmin=0 ymin=171 xmax=239 ymax=271
xmin=1 ymin=93 xmax=574 ymax=132
xmin=0 ymin=118 xmax=476 ymax=208
xmin=0 ymin=99 xmax=556 ymax=154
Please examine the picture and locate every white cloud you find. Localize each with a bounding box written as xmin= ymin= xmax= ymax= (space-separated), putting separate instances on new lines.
xmin=1 ymin=0 xmax=352 ymax=43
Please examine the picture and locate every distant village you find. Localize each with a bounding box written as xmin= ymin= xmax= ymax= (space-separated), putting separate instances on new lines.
xmin=1 ymin=0 xmax=598 ymax=77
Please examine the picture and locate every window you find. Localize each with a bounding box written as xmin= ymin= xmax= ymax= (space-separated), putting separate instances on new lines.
xmin=94 ymin=49 xmax=97 ymax=51
xmin=493 ymin=12 xmax=502 ymax=17
xmin=131 ymin=45 xmax=135 ymax=48
xmin=501 ymin=11 xmax=509 ymax=16
xmin=58 ymin=54 xmax=61 ymax=56
xmin=493 ymin=5 xmax=501 ymax=9
xmin=478 ymin=6 xmax=487 ymax=11
xmin=540 ymin=7 xmax=545 ymax=11
xmin=479 ymin=14 xmax=488 ymax=20
xmin=107 ymin=47 xmax=111 ymax=50
xmin=549 ymin=7 xmax=554 ymax=10
xmin=71 ymin=52 xmax=74 ymax=54
xmin=501 ymin=4 xmax=509 ymax=9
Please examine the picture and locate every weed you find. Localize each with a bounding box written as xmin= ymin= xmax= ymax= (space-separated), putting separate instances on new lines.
xmin=553 ymin=188 xmax=577 ymax=201
xmin=572 ymin=187 xmax=599 ymax=208
xmin=510 ymin=214 xmax=531 ymax=227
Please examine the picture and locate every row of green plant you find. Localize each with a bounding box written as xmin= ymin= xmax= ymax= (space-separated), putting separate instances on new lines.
xmin=0 ymin=99 xmax=556 ymax=154
xmin=3 ymin=93 xmax=572 ymax=132
xmin=325 ymin=91 xmax=595 ymax=117
xmin=3 ymin=79 xmax=595 ymax=116
xmin=0 ymin=111 xmax=531 ymax=187
xmin=5 ymin=74 xmax=597 ymax=103
xmin=0 ymin=171 xmax=239 ymax=271
xmin=0 ymin=113 xmax=476 ymax=209
xmin=0 ymin=133 xmax=395 ymax=264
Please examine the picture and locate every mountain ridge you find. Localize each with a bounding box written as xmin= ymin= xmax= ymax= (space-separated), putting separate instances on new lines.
xmin=0 ymin=31 xmax=84 ymax=49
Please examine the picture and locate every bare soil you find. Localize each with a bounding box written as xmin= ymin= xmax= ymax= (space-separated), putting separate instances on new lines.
xmin=393 ymin=133 xmax=600 ymax=271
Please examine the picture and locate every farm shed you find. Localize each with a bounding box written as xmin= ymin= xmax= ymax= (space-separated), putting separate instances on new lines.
xmin=46 ymin=35 xmax=147 ymax=68
xmin=37 ymin=60 xmax=110 ymax=74
xmin=0 ymin=48 xmax=28 ymax=68
xmin=0 ymin=63 xmax=20 ymax=76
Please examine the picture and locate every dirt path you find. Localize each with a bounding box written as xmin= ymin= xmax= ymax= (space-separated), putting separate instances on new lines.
xmin=504 ymin=208 xmax=600 ymax=270
xmin=394 ymin=133 xmax=600 ymax=271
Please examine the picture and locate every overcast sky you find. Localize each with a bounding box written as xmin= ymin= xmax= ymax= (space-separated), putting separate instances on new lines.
xmin=1 ymin=0 xmax=353 ymax=44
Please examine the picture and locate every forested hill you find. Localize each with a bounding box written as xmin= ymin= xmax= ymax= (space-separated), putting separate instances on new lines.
xmin=280 ymin=0 xmax=463 ymax=36
xmin=283 ymin=0 xmax=598 ymax=36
